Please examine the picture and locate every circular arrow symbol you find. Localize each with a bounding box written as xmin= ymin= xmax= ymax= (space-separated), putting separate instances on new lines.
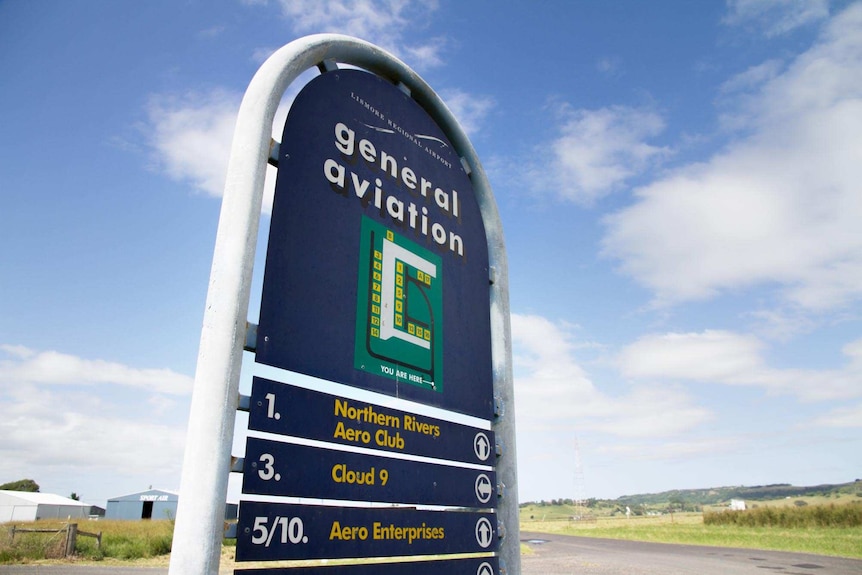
xmin=475 ymin=517 xmax=493 ymax=548
xmin=477 ymin=562 xmax=495 ymax=575
xmin=475 ymin=473 xmax=493 ymax=504
xmin=474 ymin=432 xmax=490 ymax=461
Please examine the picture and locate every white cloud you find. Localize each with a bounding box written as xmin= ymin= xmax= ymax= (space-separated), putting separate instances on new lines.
xmin=619 ymin=330 xmax=862 ymax=402
xmin=146 ymin=90 xmax=240 ymax=198
xmin=511 ymin=314 xmax=711 ymax=438
xmin=0 ymin=348 xmax=192 ymax=502
xmin=596 ymin=56 xmax=624 ymax=78
xmin=401 ymin=36 xmax=447 ymax=69
xmin=197 ymin=25 xmax=226 ymax=38
xmin=596 ymin=436 xmax=741 ymax=462
xmin=724 ymin=0 xmax=829 ymax=37
xmin=252 ymin=46 xmax=280 ymax=63
xmin=719 ymin=58 xmax=784 ymax=94
xmin=0 ymin=344 xmax=193 ymax=396
xmin=0 ymin=343 xmax=35 ymax=359
xmin=808 ymin=403 xmax=862 ymax=427
xmin=439 ymin=89 xmax=495 ymax=136
xmin=145 ymin=87 xmax=300 ymax=214
xmin=745 ymin=308 xmax=817 ymax=341
xmin=0 ymin=385 xmax=187 ymax=471
xmin=619 ymin=330 xmax=764 ymax=382
xmin=268 ymin=0 xmax=444 ymax=69
xmin=585 ymin=386 xmax=715 ymax=438
xmin=603 ymin=4 xmax=862 ymax=310
xmin=531 ymin=105 xmax=671 ymax=205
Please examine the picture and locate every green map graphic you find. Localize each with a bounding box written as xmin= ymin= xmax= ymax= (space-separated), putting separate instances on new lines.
xmin=354 ymin=216 xmax=443 ymax=392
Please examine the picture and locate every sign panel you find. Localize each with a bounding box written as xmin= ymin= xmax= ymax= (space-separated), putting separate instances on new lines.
xmin=256 ymin=69 xmax=494 ymax=420
xmin=248 ymin=377 xmax=494 ymax=465
xmin=235 ymin=502 xmax=497 ymax=561
xmin=354 ymin=216 xmax=444 ymax=391
xmin=235 ymin=556 xmax=499 ymax=575
xmin=243 ymin=438 xmax=495 ymax=508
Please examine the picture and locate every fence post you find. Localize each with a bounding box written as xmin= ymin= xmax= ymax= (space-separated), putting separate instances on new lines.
xmin=65 ymin=523 xmax=78 ymax=558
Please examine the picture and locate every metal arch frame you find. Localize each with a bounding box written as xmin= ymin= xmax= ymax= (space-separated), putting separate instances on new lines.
xmin=168 ymin=34 xmax=519 ymax=575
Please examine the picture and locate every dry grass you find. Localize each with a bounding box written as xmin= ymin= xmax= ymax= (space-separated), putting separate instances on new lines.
xmin=704 ymin=503 xmax=862 ymax=528
xmin=522 ymin=510 xmax=862 ymax=559
xmin=5 ymin=503 xmax=860 ymax=567
xmin=0 ymin=519 xmax=174 ymax=563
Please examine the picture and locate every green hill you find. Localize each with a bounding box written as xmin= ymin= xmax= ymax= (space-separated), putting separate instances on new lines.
xmin=521 ymin=479 xmax=862 ymax=511
xmin=614 ymin=480 xmax=862 ymax=507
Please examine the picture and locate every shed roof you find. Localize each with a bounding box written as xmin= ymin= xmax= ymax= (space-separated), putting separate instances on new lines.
xmin=107 ymin=488 xmax=179 ymax=502
xmin=0 ymin=490 xmax=89 ymax=506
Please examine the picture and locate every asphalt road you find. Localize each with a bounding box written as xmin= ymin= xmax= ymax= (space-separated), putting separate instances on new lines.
xmin=1 ymin=535 xmax=859 ymax=575
xmin=520 ymin=531 xmax=862 ymax=575
xmin=0 ymin=568 xmax=166 ymax=575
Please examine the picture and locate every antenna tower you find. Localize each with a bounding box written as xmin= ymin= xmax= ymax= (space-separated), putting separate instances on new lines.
xmin=573 ymin=436 xmax=587 ymax=518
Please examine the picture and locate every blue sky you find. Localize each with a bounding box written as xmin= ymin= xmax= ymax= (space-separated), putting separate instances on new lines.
xmin=1 ymin=0 xmax=861 ymax=507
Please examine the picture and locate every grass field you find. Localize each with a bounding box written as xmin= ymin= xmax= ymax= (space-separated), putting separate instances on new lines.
xmin=0 ymin=519 xmax=173 ymax=563
xmin=3 ymin=499 xmax=860 ymax=565
xmin=521 ymin=509 xmax=862 ymax=559
xmin=704 ymin=493 xmax=862 ymax=511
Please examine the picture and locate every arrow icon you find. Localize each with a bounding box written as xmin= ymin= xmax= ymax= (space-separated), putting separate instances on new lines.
xmin=475 ymin=517 xmax=493 ymax=548
xmin=474 ymin=432 xmax=490 ymax=461
xmin=477 ymin=562 xmax=495 ymax=575
xmin=475 ymin=473 xmax=493 ymax=504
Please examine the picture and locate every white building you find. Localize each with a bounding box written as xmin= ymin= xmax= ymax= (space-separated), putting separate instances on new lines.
xmin=729 ymin=499 xmax=747 ymax=511
xmin=0 ymin=490 xmax=91 ymax=523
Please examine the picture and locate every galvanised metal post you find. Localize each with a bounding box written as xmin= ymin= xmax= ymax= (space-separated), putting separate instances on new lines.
xmin=168 ymin=34 xmax=519 ymax=575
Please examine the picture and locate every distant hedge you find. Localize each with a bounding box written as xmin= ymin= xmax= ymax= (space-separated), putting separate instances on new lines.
xmin=704 ymin=503 xmax=862 ymax=528
xmin=0 ymin=479 xmax=39 ymax=492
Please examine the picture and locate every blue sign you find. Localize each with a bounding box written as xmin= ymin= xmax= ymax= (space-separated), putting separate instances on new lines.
xmin=243 ymin=438 xmax=496 ymax=508
xmin=235 ymin=502 xmax=497 ymax=561
xmin=255 ymin=69 xmax=494 ymax=420
xmin=234 ymin=556 xmax=499 ymax=575
xmin=248 ymin=377 xmax=495 ymax=465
